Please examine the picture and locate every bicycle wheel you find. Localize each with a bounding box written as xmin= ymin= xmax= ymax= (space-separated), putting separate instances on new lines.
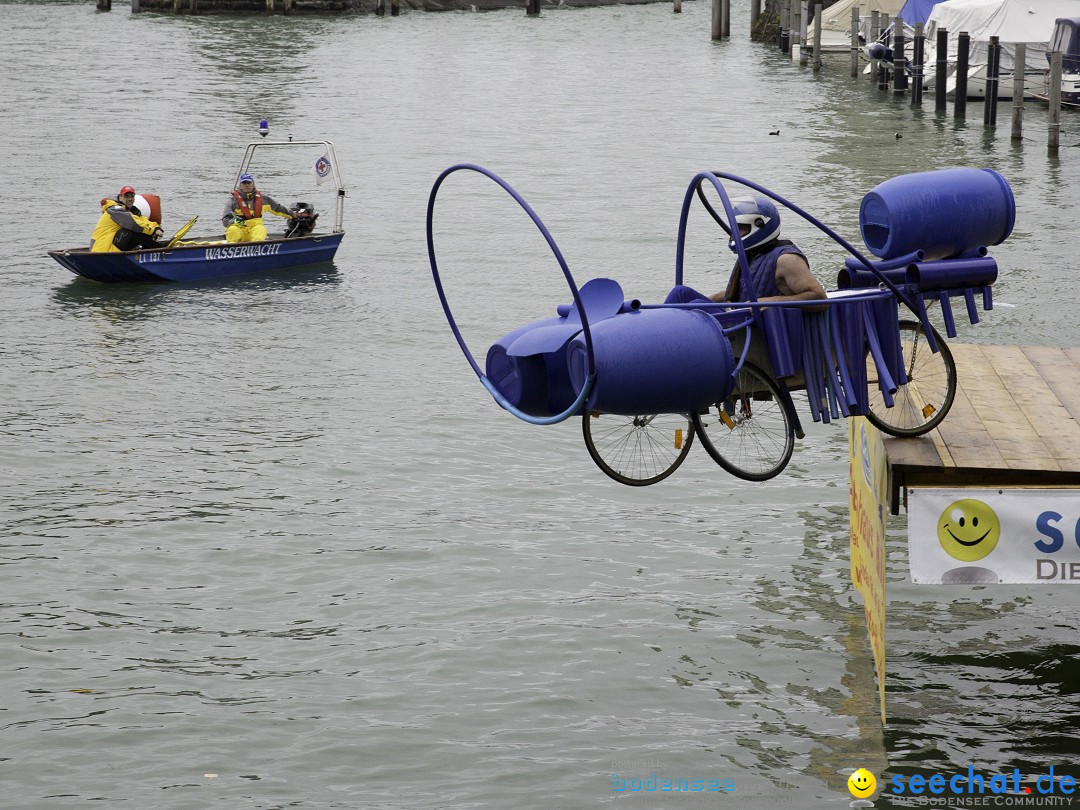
xmin=582 ymin=411 xmax=695 ymax=486
xmin=692 ymin=362 xmax=794 ymax=481
xmin=865 ymin=320 xmax=957 ymax=438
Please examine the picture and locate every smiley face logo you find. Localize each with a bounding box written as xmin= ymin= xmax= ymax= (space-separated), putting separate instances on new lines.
xmin=937 ymin=499 xmax=1001 ymax=562
xmin=848 ymin=768 xmax=876 ymax=798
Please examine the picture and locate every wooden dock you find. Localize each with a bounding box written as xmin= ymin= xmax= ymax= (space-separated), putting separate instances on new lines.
xmin=884 ymin=343 xmax=1080 ymax=513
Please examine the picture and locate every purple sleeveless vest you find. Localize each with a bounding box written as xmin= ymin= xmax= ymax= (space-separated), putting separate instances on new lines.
xmin=737 ymin=242 xmax=806 ymax=301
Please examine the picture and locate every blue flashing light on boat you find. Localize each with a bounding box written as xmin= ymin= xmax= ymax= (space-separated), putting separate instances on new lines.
xmin=259 ymin=119 xmax=269 ymax=137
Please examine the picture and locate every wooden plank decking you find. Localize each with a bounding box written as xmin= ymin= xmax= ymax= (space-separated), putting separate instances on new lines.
xmin=884 ymin=344 xmax=1080 ymax=513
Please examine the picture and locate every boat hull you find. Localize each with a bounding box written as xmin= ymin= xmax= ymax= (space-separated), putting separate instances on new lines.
xmin=49 ymin=232 xmax=344 ymax=283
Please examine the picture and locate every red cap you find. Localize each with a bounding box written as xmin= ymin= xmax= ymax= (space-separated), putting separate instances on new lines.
xmin=119 ymin=185 xmax=136 ymax=196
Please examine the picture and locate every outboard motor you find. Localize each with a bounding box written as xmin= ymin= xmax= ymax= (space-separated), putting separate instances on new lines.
xmin=285 ymin=202 xmax=318 ymax=238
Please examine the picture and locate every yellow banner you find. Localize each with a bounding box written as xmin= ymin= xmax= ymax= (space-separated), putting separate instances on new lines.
xmin=848 ymin=417 xmax=888 ymax=724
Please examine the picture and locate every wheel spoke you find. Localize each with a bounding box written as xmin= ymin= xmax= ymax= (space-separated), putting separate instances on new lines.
xmin=583 ymin=412 xmax=694 ymax=486
xmin=866 ymin=320 xmax=956 ymax=437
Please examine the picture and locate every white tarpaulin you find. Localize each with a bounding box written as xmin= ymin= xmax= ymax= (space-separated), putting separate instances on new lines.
xmin=819 ymin=0 xmax=906 ymax=34
xmin=909 ymin=488 xmax=1080 ymax=584
xmin=925 ymin=0 xmax=1080 ymax=70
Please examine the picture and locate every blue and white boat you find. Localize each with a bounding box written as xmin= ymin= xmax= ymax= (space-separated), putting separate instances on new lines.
xmin=50 ymin=139 xmax=345 ymax=284
xmin=1036 ymin=17 xmax=1080 ymax=106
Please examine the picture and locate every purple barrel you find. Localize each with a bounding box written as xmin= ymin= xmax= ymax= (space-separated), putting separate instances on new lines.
xmin=859 ymin=168 xmax=1015 ymax=261
xmin=566 ymin=308 xmax=735 ymax=416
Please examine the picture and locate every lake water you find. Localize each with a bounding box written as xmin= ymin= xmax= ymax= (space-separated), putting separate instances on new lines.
xmin=4 ymin=0 xmax=1080 ymax=807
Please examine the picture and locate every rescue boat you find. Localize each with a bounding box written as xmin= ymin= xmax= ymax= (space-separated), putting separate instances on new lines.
xmin=50 ymin=139 xmax=345 ymax=284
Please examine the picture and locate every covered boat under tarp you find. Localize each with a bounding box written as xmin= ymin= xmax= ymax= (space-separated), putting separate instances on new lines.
xmin=813 ymin=0 xmax=905 ymax=51
xmin=924 ymin=0 xmax=1080 ymax=98
xmin=896 ymin=0 xmax=944 ymax=25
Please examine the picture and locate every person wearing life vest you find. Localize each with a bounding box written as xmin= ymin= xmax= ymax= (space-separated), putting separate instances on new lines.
xmin=665 ymin=196 xmax=826 ymax=310
xmin=222 ymin=173 xmax=294 ymax=243
xmin=90 ymin=186 xmax=163 ymax=253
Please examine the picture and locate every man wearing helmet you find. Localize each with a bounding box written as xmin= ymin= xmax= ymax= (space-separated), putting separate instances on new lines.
xmin=222 ymin=174 xmax=295 ymax=243
xmin=667 ymin=196 xmax=826 ymax=308
xmin=716 ymin=197 xmax=827 ymax=307
xmin=90 ymin=186 xmax=164 ymax=252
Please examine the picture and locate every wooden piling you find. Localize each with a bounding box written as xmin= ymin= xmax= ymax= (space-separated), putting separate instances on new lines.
xmin=674 ymin=0 xmax=681 ymax=14
xmin=812 ymin=3 xmax=822 ymax=71
xmin=870 ymin=12 xmax=880 ymax=82
xmin=391 ymin=0 xmax=399 ymax=14
xmin=791 ymin=0 xmax=801 ymax=58
xmin=955 ymin=31 xmax=969 ymax=119
xmin=1049 ymin=50 xmax=1062 ymax=151
xmin=96 ymin=0 xmax=111 ymax=10
xmin=850 ymin=9 xmax=860 ymax=77
xmin=712 ymin=0 xmax=722 ymax=40
xmin=935 ymin=28 xmax=948 ymax=111
xmin=799 ymin=1 xmax=809 ymax=65
xmin=376 ymin=0 xmax=384 ymax=14
xmin=1011 ymin=43 xmax=1025 ymax=140
xmin=911 ymin=23 xmax=924 ymax=104
xmin=526 ymin=0 xmax=539 ymax=15
xmin=984 ymin=35 xmax=1000 ymax=127
xmin=893 ymin=20 xmax=907 ymax=92
xmin=779 ymin=0 xmax=790 ymax=53
xmin=750 ymin=0 xmax=760 ymax=38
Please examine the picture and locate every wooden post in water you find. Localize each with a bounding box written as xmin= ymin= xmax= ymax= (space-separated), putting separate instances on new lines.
xmin=851 ymin=9 xmax=860 ymax=77
xmin=751 ymin=0 xmax=760 ymax=38
xmin=779 ymin=0 xmax=790 ymax=53
xmin=955 ymin=31 xmax=970 ymax=119
xmin=911 ymin=23 xmax=924 ymax=104
xmin=674 ymin=0 xmax=681 ymax=14
xmin=791 ymin=0 xmax=801 ymax=59
xmin=712 ymin=0 xmax=722 ymax=40
xmin=935 ymin=28 xmax=948 ymax=110
xmin=1049 ymin=50 xmax=1063 ymax=151
xmin=878 ymin=15 xmax=890 ymax=92
xmin=984 ymin=35 xmax=1000 ymax=127
xmin=526 ymin=0 xmax=539 ymax=15
xmin=813 ymin=3 xmax=822 ymax=71
xmin=265 ymin=0 xmax=274 ymax=12
xmin=391 ymin=0 xmax=399 ymax=15
xmin=893 ymin=19 xmax=907 ymax=92
xmin=880 ymin=14 xmax=891 ymax=88
xmin=800 ymin=1 xmax=810 ymax=65
xmin=870 ymin=12 xmax=880 ymax=82
xmin=722 ymin=0 xmax=730 ymax=37
xmin=376 ymin=0 xmax=385 ymax=15
xmin=97 ymin=0 xmax=111 ymax=10
xmin=1011 ymin=43 xmax=1025 ymax=140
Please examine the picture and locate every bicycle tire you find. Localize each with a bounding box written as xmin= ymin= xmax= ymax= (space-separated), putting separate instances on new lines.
xmin=582 ymin=411 xmax=695 ymax=486
xmin=865 ymin=320 xmax=957 ymax=438
xmin=692 ymin=362 xmax=795 ymax=481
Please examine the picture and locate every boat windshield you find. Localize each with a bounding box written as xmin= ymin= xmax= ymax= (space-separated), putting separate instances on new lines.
xmin=1050 ymin=17 xmax=1080 ymax=72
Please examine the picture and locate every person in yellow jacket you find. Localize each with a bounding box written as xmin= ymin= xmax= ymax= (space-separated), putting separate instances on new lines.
xmin=90 ymin=186 xmax=163 ymax=252
xmin=222 ymin=174 xmax=294 ymax=243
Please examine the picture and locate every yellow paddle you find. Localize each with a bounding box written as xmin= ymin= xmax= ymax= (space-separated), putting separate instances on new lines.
xmin=165 ymin=216 xmax=199 ymax=248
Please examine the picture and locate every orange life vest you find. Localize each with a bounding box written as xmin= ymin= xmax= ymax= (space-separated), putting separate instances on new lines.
xmin=231 ymin=190 xmax=264 ymax=219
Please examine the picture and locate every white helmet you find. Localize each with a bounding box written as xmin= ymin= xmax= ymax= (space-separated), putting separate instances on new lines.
xmin=728 ymin=196 xmax=781 ymax=253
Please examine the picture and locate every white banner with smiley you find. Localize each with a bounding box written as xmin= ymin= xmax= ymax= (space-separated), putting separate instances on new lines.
xmin=908 ymin=488 xmax=1080 ymax=584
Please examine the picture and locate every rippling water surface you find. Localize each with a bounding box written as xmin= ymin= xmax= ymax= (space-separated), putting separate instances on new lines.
xmin=4 ymin=0 xmax=1080 ymax=807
